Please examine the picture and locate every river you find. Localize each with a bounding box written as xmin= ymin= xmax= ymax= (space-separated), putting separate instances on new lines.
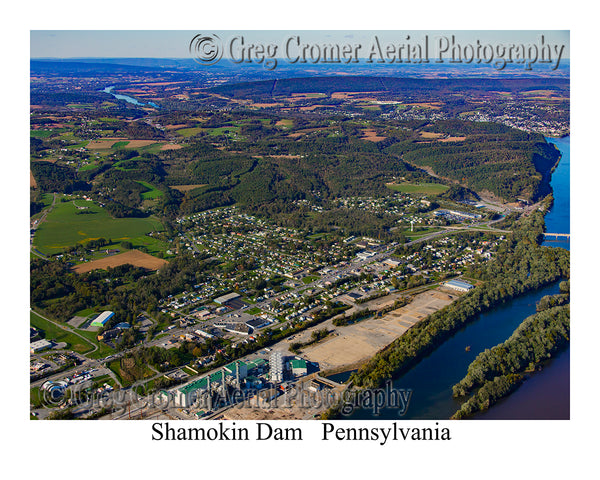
xmin=102 ymin=86 xmax=160 ymax=108
xmin=346 ymin=136 xmax=570 ymax=420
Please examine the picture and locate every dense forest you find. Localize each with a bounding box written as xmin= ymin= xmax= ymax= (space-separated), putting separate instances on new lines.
xmin=384 ymin=122 xmax=560 ymax=202
xmin=30 ymin=162 xmax=90 ymax=193
xmin=209 ymin=76 xmax=570 ymax=99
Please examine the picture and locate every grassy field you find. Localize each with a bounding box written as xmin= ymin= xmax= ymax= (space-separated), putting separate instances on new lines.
xmin=130 ymin=235 xmax=171 ymax=257
xmin=107 ymin=360 xmax=127 ymax=386
xmin=402 ymin=227 xmax=443 ymax=241
xmin=74 ymin=307 xmax=97 ymax=317
xmin=302 ymin=275 xmax=320 ymax=285
xmin=76 ymin=330 xmax=115 ymax=359
xmin=113 ymin=157 xmax=142 ymax=170
xmin=203 ymin=126 xmax=241 ymax=137
xmin=30 ymin=386 xmax=44 ymax=409
xmin=31 ymin=130 xmax=53 ymax=139
xmin=386 ymin=182 xmax=449 ymax=195
xmin=137 ymin=181 xmax=164 ymax=200
xmin=30 ymin=311 xmax=95 ymax=354
xmin=245 ymin=307 xmax=263 ymax=315
xmin=275 ymin=119 xmax=293 ymax=129
xmin=176 ymin=127 xmax=202 ymax=137
xmin=78 ymin=162 xmax=100 ymax=172
xmin=137 ymin=143 xmax=165 ymax=155
xmin=34 ymin=199 xmax=164 ymax=255
xmin=65 ymin=140 xmax=88 ymax=150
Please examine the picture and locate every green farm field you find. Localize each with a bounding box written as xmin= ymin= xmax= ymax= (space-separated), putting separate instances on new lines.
xmin=386 ymin=182 xmax=449 ymax=195
xmin=204 ymin=125 xmax=241 ymax=137
xmin=137 ymin=181 xmax=164 ymax=200
xmin=177 ymin=125 xmax=241 ymax=138
xmin=275 ymin=119 xmax=293 ymax=129
xmin=176 ymin=127 xmax=202 ymax=137
xmin=34 ymin=199 xmax=164 ymax=255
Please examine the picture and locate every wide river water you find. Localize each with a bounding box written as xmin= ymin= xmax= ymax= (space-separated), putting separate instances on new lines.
xmin=102 ymin=86 xmax=160 ymax=108
xmin=347 ymin=136 xmax=570 ymax=420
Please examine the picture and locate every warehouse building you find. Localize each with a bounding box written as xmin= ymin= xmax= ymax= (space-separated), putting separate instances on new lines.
xmin=444 ymin=279 xmax=474 ymax=293
xmin=245 ymin=317 xmax=272 ymax=330
xmin=246 ymin=358 xmax=267 ymax=374
xmin=30 ymin=339 xmax=52 ymax=354
xmin=91 ymin=311 xmax=115 ymax=327
xmin=214 ymin=292 xmax=241 ymax=305
xmin=175 ymin=377 xmax=209 ymax=407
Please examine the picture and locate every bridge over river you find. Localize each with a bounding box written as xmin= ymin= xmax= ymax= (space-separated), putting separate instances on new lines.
xmin=543 ymin=232 xmax=570 ymax=239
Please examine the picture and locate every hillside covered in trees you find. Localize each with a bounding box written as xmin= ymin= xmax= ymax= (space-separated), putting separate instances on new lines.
xmin=32 ymin=112 xmax=560 ymax=226
xmin=384 ymin=121 xmax=560 ymax=202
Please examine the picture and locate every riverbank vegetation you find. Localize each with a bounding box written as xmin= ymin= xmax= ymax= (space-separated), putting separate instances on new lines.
xmin=451 ymin=303 xmax=570 ymax=419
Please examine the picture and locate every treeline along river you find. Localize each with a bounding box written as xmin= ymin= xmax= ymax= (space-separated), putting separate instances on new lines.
xmin=476 ymin=136 xmax=570 ymax=420
xmin=347 ymin=136 xmax=570 ymax=420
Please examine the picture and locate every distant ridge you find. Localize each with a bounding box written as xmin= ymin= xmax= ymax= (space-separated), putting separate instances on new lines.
xmin=208 ymin=75 xmax=570 ymax=98
xmin=30 ymin=59 xmax=166 ymax=74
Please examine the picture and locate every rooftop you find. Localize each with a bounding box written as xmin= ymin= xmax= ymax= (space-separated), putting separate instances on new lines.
xmin=91 ymin=311 xmax=115 ymax=325
xmin=214 ymin=292 xmax=241 ymax=304
xmin=290 ymin=359 xmax=307 ymax=369
xmin=445 ymin=279 xmax=474 ymax=289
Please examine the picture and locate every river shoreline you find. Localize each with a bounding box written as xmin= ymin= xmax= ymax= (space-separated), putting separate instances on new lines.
xmin=342 ymin=136 xmax=570 ymax=420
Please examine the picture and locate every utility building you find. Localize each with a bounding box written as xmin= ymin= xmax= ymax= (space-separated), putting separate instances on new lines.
xmin=290 ymin=358 xmax=307 ymax=377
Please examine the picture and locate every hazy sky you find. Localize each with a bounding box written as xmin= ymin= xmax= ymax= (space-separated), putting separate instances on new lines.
xmin=31 ymin=30 xmax=569 ymax=59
